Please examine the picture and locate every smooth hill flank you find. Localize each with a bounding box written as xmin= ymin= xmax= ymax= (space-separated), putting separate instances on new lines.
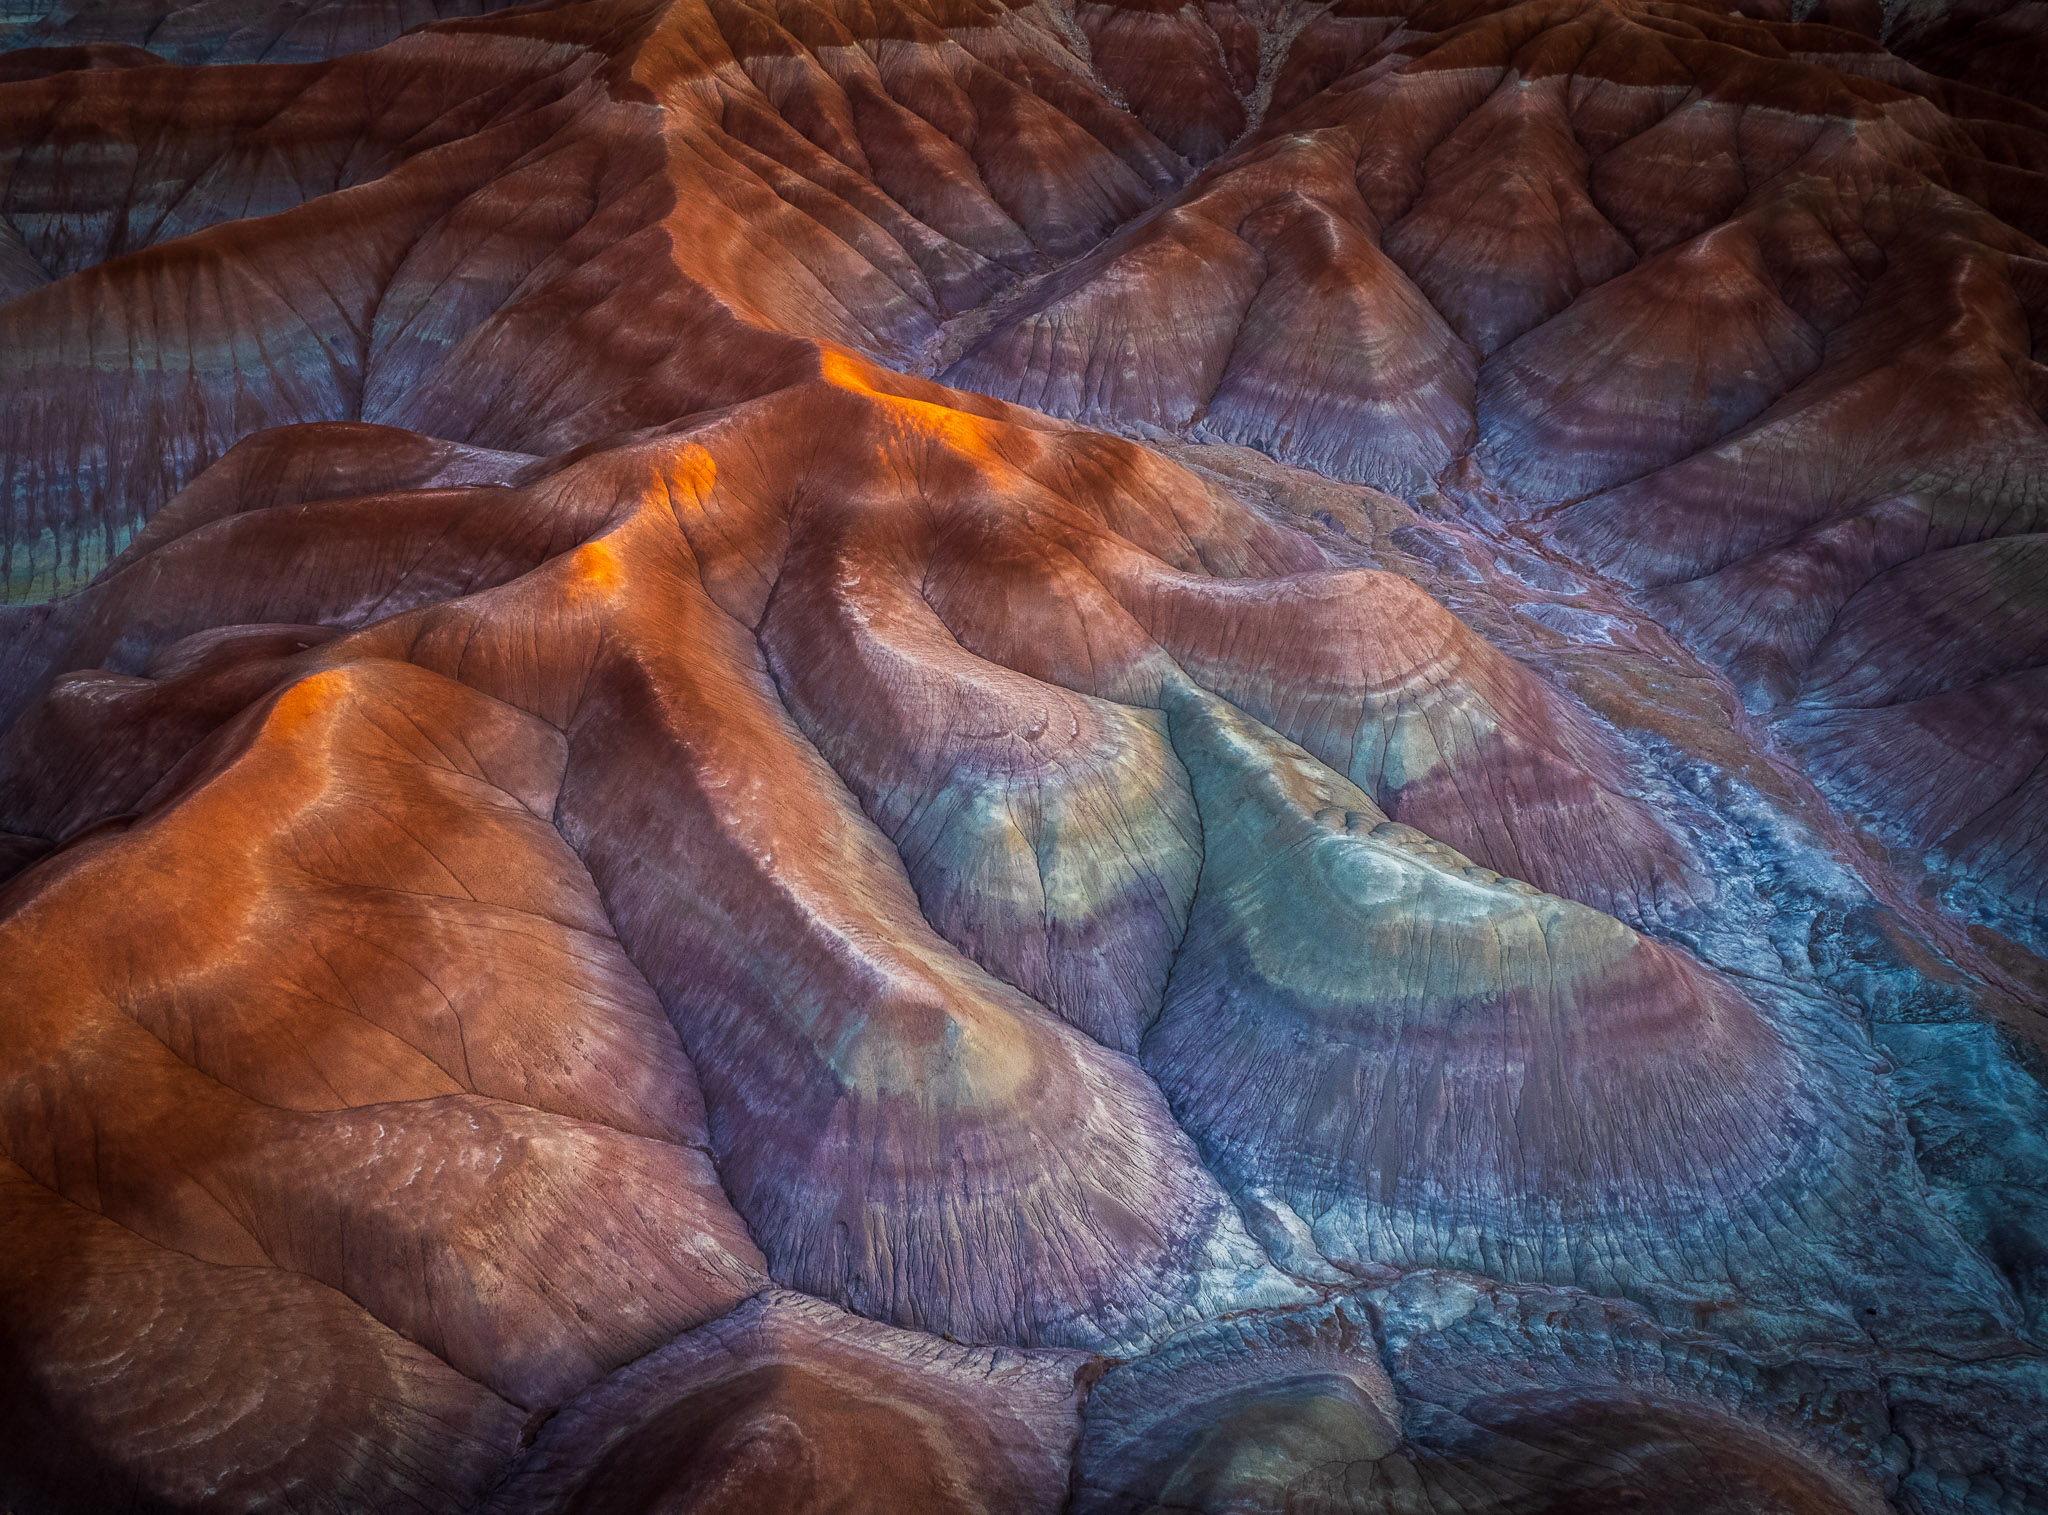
xmin=2 ymin=0 xmax=2046 ymax=1510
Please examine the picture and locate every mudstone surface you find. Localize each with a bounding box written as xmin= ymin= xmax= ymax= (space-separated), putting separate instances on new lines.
xmin=1 ymin=0 xmax=2046 ymax=1507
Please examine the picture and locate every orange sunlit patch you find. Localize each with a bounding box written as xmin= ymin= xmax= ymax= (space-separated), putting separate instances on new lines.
xmin=654 ymin=445 xmax=718 ymax=521
xmin=262 ymin=669 xmax=353 ymax=740
xmin=565 ymin=536 xmax=629 ymax=596
xmin=817 ymin=347 xmax=1004 ymax=460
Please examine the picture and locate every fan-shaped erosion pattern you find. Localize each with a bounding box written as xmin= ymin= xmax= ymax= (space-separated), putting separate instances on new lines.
xmin=2 ymin=0 xmax=2047 ymax=1510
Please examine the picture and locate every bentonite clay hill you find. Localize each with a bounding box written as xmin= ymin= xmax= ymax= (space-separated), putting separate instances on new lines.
xmin=1 ymin=0 xmax=2046 ymax=1508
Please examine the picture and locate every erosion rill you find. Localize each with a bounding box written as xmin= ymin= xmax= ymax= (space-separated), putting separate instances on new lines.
xmin=0 ymin=0 xmax=2045 ymax=1509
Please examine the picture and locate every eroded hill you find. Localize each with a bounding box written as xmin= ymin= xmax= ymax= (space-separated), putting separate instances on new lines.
xmin=1 ymin=0 xmax=2046 ymax=1509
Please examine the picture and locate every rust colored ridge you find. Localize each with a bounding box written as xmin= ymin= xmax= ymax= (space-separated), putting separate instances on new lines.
xmin=11 ymin=366 xmax=1363 ymax=1386
xmin=1 ymin=658 xmax=768 ymax=1395
xmin=945 ymin=126 xmax=1479 ymax=496
xmin=0 ymin=1151 xmax=526 ymax=1512
xmin=7 ymin=0 xmax=2030 ymax=941
xmin=943 ymin=0 xmax=2048 ymax=930
xmin=9 ymin=356 xmax=1700 ymax=921
xmin=5 ymin=0 xmax=2048 ymax=1509
xmin=5 ymin=332 xmax=2037 ymax=1505
xmin=481 ymin=1289 xmax=1091 ymax=1513
xmin=0 ymin=0 xmax=1181 ymax=602
xmin=1071 ymin=0 xmax=1252 ymax=163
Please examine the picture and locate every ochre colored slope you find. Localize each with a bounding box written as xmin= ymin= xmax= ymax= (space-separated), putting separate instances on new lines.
xmin=2 ymin=0 xmax=2047 ymax=1510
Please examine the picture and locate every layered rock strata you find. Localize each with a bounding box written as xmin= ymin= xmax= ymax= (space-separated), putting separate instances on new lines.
xmin=2 ymin=0 xmax=2046 ymax=1509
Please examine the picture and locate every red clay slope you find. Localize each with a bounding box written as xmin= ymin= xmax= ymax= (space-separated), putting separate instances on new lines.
xmin=1 ymin=0 xmax=2046 ymax=1511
